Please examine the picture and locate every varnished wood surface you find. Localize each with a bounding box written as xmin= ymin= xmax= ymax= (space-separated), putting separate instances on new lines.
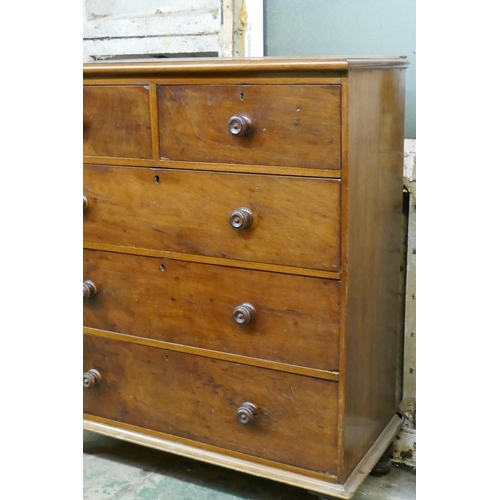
xmin=83 ymin=415 xmax=401 ymax=500
xmin=149 ymin=83 xmax=160 ymax=161
xmin=339 ymin=68 xmax=406 ymax=482
xmin=84 ymin=327 xmax=339 ymax=381
xmin=83 ymin=334 xmax=339 ymax=473
xmin=82 ymin=57 xmax=408 ymax=493
xmin=84 ymin=250 xmax=341 ymax=370
xmin=158 ymin=85 xmax=341 ymax=169
xmin=83 ymin=242 xmax=341 ymax=280
xmin=83 ymin=57 xmax=409 ymax=79
xmin=84 ymin=415 xmax=337 ymax=483
xmin=82 ymin=155 xmax=343 ymax=179
xmin=336 ymin=74 xmax=351 ymax=469
xmin=83 ymin=86 xmax=152 ymax=159
xmin=83 ymin=413 xmax=401 ymax=498
xmin=83 ymin=165 xmax=342 ymax=272
xmin=83 ymin=76 xmax=346 ymax=87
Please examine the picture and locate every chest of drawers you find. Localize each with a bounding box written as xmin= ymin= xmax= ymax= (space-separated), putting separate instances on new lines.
xmin=83 ymin=57 xmax=408 ymax=499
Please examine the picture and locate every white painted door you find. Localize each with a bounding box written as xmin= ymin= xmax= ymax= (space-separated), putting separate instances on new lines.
xmin=83 ymin=0 xmax=234 ymax=61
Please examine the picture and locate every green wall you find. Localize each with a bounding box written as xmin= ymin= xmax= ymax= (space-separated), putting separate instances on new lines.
xmin=264 ymin=0 xmax=416 ymax=138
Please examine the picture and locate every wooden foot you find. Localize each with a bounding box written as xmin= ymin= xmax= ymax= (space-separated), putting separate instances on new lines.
xmin=307 ymin=492 xmax=334 ymax=500
xmin=369 ymin=442 xmax=394 ymax=477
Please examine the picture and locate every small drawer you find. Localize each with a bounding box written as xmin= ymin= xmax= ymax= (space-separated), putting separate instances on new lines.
xmin=83 ymin=250 xmax=341 ymax=371
xmin=83 ymin=165 xmax=341 ymax=272
xmin=83 ymin=334 xmax=339 ymax=473
xmin=158 ymin=85 xmax=341 ymax=169
xmin=83 ymin=85 xmax=152 ymax=159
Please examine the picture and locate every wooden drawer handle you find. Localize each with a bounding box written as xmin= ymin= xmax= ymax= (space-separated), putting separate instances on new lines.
xmin=233 ymin=303 xmax=256 ymax=325
xmin=83 ymin=369 xmax=101 ymax=388
xmin=229 ymin=207 xmax=253 ymax=230
xmin=236 ymin=402 xmax=258 ymax=425
xmin=228 ymin=115 xmax=252 ymax=136
xmin=83 ymin=280 xmax=97 ymax=299
xmin=83 ymin=195 xmax=88 ymax=212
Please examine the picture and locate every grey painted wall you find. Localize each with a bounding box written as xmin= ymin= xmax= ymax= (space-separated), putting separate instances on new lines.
xmin=264 ymin=0 xmax=416 ymax=138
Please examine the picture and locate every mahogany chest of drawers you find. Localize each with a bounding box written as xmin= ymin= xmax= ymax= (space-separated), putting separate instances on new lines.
xmin=83 ymin=57 xmax=408 ymax=499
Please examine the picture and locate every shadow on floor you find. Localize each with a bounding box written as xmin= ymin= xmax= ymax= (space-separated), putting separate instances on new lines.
xmin=83 ymin=431 xmax=415 ymax=500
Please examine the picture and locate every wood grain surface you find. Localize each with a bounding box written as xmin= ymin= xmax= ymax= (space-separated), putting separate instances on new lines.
xmin=83 ymin=57 xmax=409 ymax=80
xmin=83 ymin=334 xmax=339 ymax=473
xmin=83 ymin=249 xmax=341 ymax=370
xmin=82 ymin=58 xmax=408 ymax=492
xmin=339 ymin=68 xmax=406 ymax=482
xmin=83 ymin=165 xmax=342 ymax=271
xmin=157 ymin=85 xmax=341 ymax=169
xmin=83 ymin=85 xmax=152 ymax=159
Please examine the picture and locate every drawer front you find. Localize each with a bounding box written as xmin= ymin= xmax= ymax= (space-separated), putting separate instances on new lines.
xmin=83 ymin=335 xmax=339 ymax=473
xmin=158 ymin=85 xmax=341 ymax=169
xmin=83 ymin=86 xmax=152 ymax=159
xmin=84 ymin=250 xmax=341 ymax=371
xmin=83 ymin=165 xmax=341 ymax=272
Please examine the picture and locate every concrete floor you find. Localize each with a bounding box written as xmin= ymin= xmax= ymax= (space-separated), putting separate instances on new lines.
xmin=84 ymin=431 xmax=416 ymax=500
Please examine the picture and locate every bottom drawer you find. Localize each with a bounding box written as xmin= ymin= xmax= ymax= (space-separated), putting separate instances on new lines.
xmin=83 ymin=334 xmax=339 ymax=474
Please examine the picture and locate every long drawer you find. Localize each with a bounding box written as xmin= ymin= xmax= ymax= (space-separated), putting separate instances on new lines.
xmin=83 ymin=334 xmax=339 ymax=473
xmin=83 ymin=165 xmax=342 ymax=271
xmin=83 ymin=249 xmax=341 ymax=371
xmin=158 ymin=84 xmax=342 ymax=169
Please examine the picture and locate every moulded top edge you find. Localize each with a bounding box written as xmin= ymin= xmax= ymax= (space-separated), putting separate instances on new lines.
xmin=83 ymin=56 xmax=410 ymax=78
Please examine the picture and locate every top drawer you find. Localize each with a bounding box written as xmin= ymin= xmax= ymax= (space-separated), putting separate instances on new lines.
xmin=83 ymin=86 xmax=153 ymax=159
xmin=158 ymin=85 xmax=342 ymax=169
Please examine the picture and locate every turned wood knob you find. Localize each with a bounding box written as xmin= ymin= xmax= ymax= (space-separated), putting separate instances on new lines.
xmin=236 ymin=402 xmax=258 ymax=425
xmin=83 ymin=195 xmax=88 ymax=212
xmin=228 ymin=115 xmax=252 ymax=136
xmin=83 ymin=280 xmax=97 ymax=299
xmin=229 ymin=207 xmax=253 ymax=230
xmin=233 ymin=303 xmax=256 ymax=325
xmin=83 ymin=369 xmax=101 ymax=388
